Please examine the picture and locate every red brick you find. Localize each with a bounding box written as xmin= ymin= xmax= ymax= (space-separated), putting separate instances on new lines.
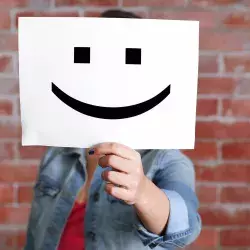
xmin=197 ymin=99 xmax=218 ymax=116
xmin=0 ymin=100 xmax=13 ymax=116
xmin=0 ymin=33 xmax=18 ymax=51
xmin=221 ymin=187 xmax=250 ymax=203
xmin=196 ymin=122 xmax=250 ymax=139
xmin=0 ymin=122 xmax=21 ymax=138
xmin=222 ymin=142 xmax=250 ymax=160
xmin=199 ymin=55 xmax=218 ymax=73
xmin=224 ymin=55 xmax=250 ymax=73
xmin=0 ymin=163 xmax=38 ymax=182
xmin=16 ymin=11 xmax=79 ymax=28
xmin=0 ymin=142 xmax=15 ymax=160
xmin=18 ymin=186 xmax=33 ymax=203
xmin=56 ymin=0 xmax=117 ymax=6
xmin=187 ymin=247 xmax=218 ymax=250
xmin=18 ymin=145 xmax=47 ymax=159
xmin=222 ymin=12 xmax=250 ymax=29
xmin=197 ymin=186 xmax=217 ymax=203
xmin=193 ymin=229 xmax=219 ymax=247
xmin=0 ymin=78 xmax=19 ymax=94
xmin=0 ymin=0 xmax=28 ymax=8
xmin=0 ymin=55 xmax=13 ymax=73
xmin=200 ymin=31 xmax=250 ymax=51
xmin=0 ymin=231 xmax=17 ymax=248
xmin=220 ymin=229 xmax=250 ymax=246
xmin=223 ymin=100 xmax=250 ymax=117
xmin=149 ymin=11 xmax=217 ymax=28
xmin=0 ymin=230 xmax=26 ymax=248
xmin=0 ymin=10 xmax=11 ymax=30
xmin=182 ymin=142 xmax=217 ymax=160
xmin=0 ymin=184 xmax=14 ymax=203
xmin=196 ymin=164 xmax=250 ymax=183
xmin=0 ymin=206 xmax=30 ymax=224
xmin=198 ymin=78 xmax=236 ymax=94
xmin=200 ymin=207 xmax=250 ymax=226
xmin=17 ymin=231 xmax=26 ymax=248
xmin=83 ymin=11 xmax=105 ymax=17
xmin=191 ymin=0 xmax=248 ymax=6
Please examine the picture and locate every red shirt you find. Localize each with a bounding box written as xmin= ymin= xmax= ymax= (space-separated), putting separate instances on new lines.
xmin=58 ymin=202 xmax=86 ymax=250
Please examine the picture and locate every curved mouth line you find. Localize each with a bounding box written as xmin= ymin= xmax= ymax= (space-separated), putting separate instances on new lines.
xmin=51 ymin=82 xmax=171 ymax=119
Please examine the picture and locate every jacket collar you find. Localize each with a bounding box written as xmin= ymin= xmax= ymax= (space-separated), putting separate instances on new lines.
xmin=61 ymin=147 xmax=86 ymax=165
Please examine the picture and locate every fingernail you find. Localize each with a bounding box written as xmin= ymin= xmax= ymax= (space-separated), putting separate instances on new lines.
xmin=88 ymin=149 xmax=95 ymax=155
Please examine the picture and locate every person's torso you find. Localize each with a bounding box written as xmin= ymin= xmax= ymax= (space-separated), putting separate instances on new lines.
xmin=57 ymin=201 xmax=86 ymax=250
xmin=26 ymin=147 xmax=180 ymax=250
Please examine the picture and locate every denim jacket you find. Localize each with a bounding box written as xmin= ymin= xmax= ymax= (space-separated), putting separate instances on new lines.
xmin=24 ymin=147 xmax=201 ymax=250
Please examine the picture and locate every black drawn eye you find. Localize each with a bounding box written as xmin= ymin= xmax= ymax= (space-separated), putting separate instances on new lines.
xmin=74 ymin=47 xmax=90 ymax=64
xmin=125 ymin=48 xmax=141 ymax=65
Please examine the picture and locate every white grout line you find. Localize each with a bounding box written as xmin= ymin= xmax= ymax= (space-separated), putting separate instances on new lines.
xmin=199 ymin=72 xmax=250 ymax=78
xmin=0 ymin=158 xmax=40 ymax=164
xmin=13 ymin=182 xmax=18 ymax=205
xmin=221 ymin=51 xmax=250 ymax=56
xmin=0 ymin=181 xmax=36 ymax=186
xmin=200 ymin=51 xmax=250 ymax=56
xmin=50 ymin=0 xmax=55 ymax=8
xmin=197 ymin=182 xmax=250 ymax=187
xmin=198 ymin=94 xmax=250 ymax=99
xmin=200 ymin=203 xmax=250 ymax=209
xmin=0 ymin=203 xmax=30 ymax=208
xmin=196 ymin=116 xmax=250 ymax=122
xmin=218 ymin=52 xmax=225 ymax=74
xmin=9 ymin=8 xmax=17 ymax=33
xmin=48 ymin=6 xmax=85 ymax=12
xmin=0 ymin=225 xmax=27 ymax=230
xmin=118 ymin=0 xmax=123 ymax=7
xmin=194 ymin=159 xmax=250 ymax=165
xmin=203 ymin=225 xmax=250 ymax=230
xmin=14 ymin=182 xmax=34 ymax=187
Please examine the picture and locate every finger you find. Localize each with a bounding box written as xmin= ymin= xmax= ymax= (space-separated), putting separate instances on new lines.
xmin=91 ymin=142 xmax=140 ymax=161
xmin=102 ymin=170 xmax=134 ymax=189
xmin=85 ymin=148 xmax=101 ymax=165
xmin=99 ymin=154 xmax=133 ymax=173
xmin=105 ymin=183 xmax=132 ymax=202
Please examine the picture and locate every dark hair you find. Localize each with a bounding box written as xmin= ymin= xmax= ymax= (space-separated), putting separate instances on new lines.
xmin=101 ymin=9 xmax=141 ymax=19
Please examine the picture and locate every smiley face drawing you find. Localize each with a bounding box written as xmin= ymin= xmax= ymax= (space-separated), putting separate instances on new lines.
xmin=51 ymin=46 xmax=171 ymax=119
xmin=18 ymin=16 xmax=199 ymax=149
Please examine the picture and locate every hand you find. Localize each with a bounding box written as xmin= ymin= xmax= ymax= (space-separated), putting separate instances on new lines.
xmin=85 ymin=147 xmax=101 ymax=165
xmin=89 ymin=142 xmax=147 ymax=205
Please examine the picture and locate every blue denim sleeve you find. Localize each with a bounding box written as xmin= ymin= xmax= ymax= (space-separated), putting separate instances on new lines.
xmin=23 ymin=226 xmax=35 ymax=250
xmin=135 ymin=150 xmax=202 ymax=249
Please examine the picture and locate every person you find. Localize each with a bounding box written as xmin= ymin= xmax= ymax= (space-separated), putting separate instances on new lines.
xmin=24 ymin=9 xmax=202 ymax=250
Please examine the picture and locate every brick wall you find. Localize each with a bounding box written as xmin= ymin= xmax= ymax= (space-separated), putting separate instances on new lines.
xmin=0 ymin=0 xmax=250 ymax=249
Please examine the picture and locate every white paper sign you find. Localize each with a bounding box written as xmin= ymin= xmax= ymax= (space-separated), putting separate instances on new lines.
xmin=18 ymin=17 xmax=199 ymax=149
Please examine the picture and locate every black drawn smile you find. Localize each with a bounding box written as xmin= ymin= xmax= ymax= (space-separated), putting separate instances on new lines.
xmin=51 ymin=83 xmax=171 ymax=120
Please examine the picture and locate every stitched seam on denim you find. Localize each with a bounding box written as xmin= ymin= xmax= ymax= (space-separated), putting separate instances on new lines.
xmin=40 ymin=159 xmax=80 ymax=250
xmin=164 ymin=228 xmax=192 ymax=241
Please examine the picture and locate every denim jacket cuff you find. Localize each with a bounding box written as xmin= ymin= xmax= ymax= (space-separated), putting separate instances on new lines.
xmin=134 ymin=189 xmax=192 ymax=248
xmin=162 ymin=189 xmax=190 ymax=237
